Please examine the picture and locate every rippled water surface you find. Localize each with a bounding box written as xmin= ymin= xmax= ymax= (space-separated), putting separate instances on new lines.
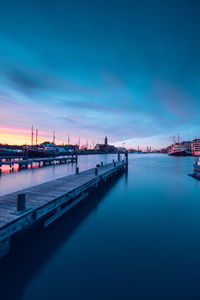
xmin=1 ymin=154 xmax=200 ymax=300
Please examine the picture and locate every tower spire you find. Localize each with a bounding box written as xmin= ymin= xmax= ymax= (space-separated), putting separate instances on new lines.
xmin=53 ymin=131 xmax=55 ymax=144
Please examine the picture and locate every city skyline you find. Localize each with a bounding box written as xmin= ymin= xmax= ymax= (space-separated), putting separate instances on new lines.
xmin=1 ymin=0 xmax=200 ymax=148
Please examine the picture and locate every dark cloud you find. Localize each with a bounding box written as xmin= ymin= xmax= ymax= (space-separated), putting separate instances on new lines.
xmin=5 ymin=68 xmax=47 ymax=95
xmin=5 ymin=66 xmax=101 ymax=98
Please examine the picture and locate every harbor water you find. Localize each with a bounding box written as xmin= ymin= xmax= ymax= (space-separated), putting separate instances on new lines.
xmin=1 ymin=154 xmax=200 ymax=299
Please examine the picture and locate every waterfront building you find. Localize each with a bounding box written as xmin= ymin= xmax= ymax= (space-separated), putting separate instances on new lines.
xmin=192 ymin=139 xmax=200 ymax=156
xmin=94 ymin=136 xmax=118 ymax=153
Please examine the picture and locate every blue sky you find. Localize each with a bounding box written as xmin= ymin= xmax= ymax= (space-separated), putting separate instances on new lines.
xmin=0 ymin=0 xmax=200 ymax=148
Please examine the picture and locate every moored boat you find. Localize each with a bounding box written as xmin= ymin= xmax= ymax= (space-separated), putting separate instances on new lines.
xmin=168 ymin=145 xmax=188 ymax=156
xmin=193 ymin=157 xmax=200 ymax=177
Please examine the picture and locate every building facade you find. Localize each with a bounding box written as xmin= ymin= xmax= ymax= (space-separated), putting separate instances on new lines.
xmin=191 ymin=139 xmax=200 ymax=156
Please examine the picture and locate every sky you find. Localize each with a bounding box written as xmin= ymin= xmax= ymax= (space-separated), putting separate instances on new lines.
xmin=0 ymin=0 xmax=200 ymax=149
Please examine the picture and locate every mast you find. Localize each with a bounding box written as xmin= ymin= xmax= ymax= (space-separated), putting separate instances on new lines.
xmin=177 ymin=133 xmax=180 ymax=144
xmin=36 ymin=129 xmax=38 ymax=145
xmin=31 ymin=125 xmax=34 ymax=146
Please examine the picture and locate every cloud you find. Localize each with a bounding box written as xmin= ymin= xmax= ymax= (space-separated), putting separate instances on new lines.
xmin=6 ymin=68 xmax=45 ymax=91
xmin=4 ymin=65 xmax=101 ymax=98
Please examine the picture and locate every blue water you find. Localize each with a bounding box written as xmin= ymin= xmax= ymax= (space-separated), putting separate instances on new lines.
xmin=1 ymin=154 xmax=200 ymax=299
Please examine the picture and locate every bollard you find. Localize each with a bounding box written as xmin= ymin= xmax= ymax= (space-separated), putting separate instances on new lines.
xmin=125 ymin=150 xmax=128 ymax=163
xmin=101 ymin=162 xmax=103 ymax=167
xmin=76 ymin=166 xmax=79 ymax=174
xmin=117 ymin=151 xmax=120 ymax=161
xmin=17 ymin=193 xmax=26 ymax=212
xmin=95 ymin=167 xmax=98 ymax=176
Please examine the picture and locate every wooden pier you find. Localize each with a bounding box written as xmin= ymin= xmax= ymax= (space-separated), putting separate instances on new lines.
xmin=0 ymin=158 xmax=128 ymax=258
xmin=0 ymin=154 xmax=77 ymax=171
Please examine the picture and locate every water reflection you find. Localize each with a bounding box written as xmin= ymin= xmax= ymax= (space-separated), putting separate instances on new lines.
xmin=1 ymin=154 xmax=200 ymax=299
xmin=0 ymin=172 xmax=124 ymax=300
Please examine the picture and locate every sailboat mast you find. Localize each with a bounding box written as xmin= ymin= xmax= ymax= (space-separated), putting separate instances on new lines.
xmin=36 ymin=129 xmax=38 ymax=145
xmin=31 ymin=125 xmax=34 ymax=146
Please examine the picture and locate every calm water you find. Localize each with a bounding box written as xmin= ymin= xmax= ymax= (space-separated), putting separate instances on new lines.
xmin=1 ymin=154 xmax=200 ymax=299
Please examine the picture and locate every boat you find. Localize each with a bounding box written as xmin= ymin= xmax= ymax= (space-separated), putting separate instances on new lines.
xmin=168 ymin=145 xmax=188 ymax=156
xmin=26 ymin=143 xmax=57 ymax=158
xmin=27 ymin=148 xmax=52 ymax=158
xmin=0 ymin=148 xmax=24 ymax=157
xmin=193 ymin=157 xmax=200 ymax=178
xmin=26 ymin=143 xmax=72 ymax=158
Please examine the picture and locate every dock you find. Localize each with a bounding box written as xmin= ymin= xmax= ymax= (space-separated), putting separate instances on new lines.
xmin=0 ymin=154 xmax=77 ymax=171
xmin=0 ymin=157 xmax=128 ymax=258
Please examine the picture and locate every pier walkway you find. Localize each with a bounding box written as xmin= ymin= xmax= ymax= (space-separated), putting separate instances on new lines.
xmin=0 ymin=159 xmax=127 ymax=258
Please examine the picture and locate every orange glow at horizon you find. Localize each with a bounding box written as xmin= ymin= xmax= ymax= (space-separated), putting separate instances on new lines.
xmin=0 ymin=127 xmax=64 ymax=145
xmin=0 ymin=127 xmax=87 ymax=146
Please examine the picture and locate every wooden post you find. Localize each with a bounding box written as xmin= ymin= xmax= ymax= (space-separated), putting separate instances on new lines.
xmin=117 ymin=150 xmax=120 ymax=161
xmin=125 ymin=150 xmax=128 ymax=165
xmin=95 ymin=168 xmax=98 ymax=175
xmin=76 ymin=167 xmax=79 ymax=174
xmin=17 ymin=193 xmax=26 ymax=212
